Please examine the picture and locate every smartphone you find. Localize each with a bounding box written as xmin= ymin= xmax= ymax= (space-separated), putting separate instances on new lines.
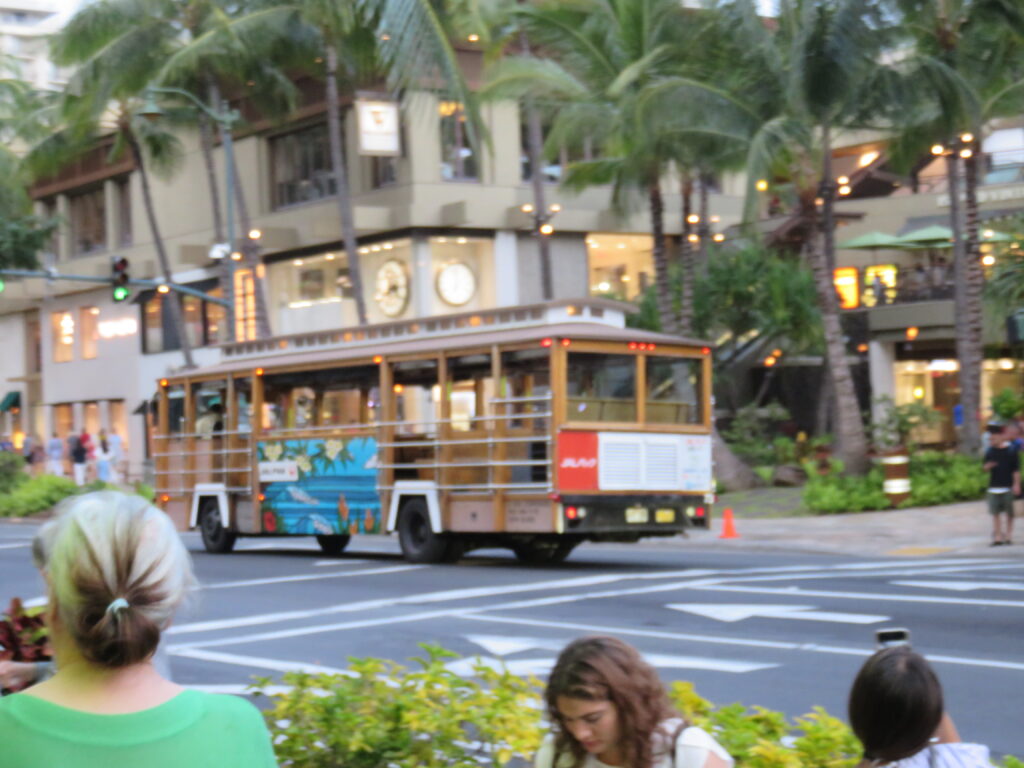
xmin=875 ymin=627 xmax=911 ymax=649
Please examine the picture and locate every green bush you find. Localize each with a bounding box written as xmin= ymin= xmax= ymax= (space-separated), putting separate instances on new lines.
xmin=803 ymin=453 xmax=988 ymax=514
xmin=723 ymin=403 xmax=793 ymax=466
xmin=992 ymin=388 xmax=1024 ymax=422
xmin=253 ymin=649 xmax=1020 ymax=768
xmin=0 ymin=451 xmax=26 ymax=495
xmin=871 ymin=396 xmax=944 ymax=451
xmin=0 ymin=474 xmax=78 ymax=517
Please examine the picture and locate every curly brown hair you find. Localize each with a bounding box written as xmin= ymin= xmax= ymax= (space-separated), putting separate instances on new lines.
xmin=546 ymin=637 xmax=682 ymax=768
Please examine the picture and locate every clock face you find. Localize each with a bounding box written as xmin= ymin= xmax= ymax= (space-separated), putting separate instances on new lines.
xmin=374 ymin=258 xmax=409 ymax=317
xmin=436 ymin=261 xmax=477 ymax=306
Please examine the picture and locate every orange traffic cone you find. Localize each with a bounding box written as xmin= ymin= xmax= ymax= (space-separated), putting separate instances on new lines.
xmin=718 ymin=508 xmax=739 ymax=539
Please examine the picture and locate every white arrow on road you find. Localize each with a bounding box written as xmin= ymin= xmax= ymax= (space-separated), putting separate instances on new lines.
xmin=667 ymin=603 xmax=888 ymax=624
xmin=458 ymin=635 xmax=777 ymax=675
xmin=893 ymin=580 xmax=1024 ymax=593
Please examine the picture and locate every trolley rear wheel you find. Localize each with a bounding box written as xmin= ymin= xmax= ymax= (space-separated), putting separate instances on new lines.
xmin=398 ymin=499 xmax=460 ymax=564
xmin=199 ymin=499 xmax=236 ymax=554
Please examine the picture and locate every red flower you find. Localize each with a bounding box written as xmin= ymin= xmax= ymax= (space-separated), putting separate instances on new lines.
xmin=263 ymin=510 xmax=277 ymax=532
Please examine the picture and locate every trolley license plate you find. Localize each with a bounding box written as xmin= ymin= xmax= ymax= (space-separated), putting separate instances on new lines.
xmin=625 ymin=506 xmax=650 ymax=524
xmin=655 ymin=508 xmax=676 ymax=523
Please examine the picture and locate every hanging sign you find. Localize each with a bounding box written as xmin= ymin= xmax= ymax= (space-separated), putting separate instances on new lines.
xmin=355 ymin=99 xmax=401 ymax=157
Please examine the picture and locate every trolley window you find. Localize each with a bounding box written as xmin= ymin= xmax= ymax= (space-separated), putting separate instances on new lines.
xmin=645 ymin=356 xmax=703 ymax=424
xmin=566 ymin=352 xmax=636 ymax=422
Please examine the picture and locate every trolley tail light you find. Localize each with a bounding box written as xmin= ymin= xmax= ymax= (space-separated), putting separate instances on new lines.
xmin=566 ymin=506 xmax=579 ymax=520
xmin=160 ymin=494 xmax=170 ymax=503
xmin=695 ymin=507 xmax=706 ymax=518
xmin=255 ymin=367 xmax=264 ymax=376
xmin=560 ymin=338 xmax=571 ymax=347
xmin=540 ymin=338 xmax=553 ymax=348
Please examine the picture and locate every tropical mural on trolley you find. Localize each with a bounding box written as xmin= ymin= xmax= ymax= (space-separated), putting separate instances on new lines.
xmin=257 ymin=437 xmax=381 ymax=536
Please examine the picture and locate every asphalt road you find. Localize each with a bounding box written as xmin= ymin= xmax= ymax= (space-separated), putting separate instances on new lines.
xmin=2 ymin=522 xmax=1023 ymax=757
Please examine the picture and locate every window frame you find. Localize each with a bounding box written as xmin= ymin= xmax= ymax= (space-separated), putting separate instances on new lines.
xmin=268 ymin=121 xmax=337 ymax=210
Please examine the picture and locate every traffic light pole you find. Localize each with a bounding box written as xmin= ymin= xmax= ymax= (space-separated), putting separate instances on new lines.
xmin=0 ymin=268 xmax=232 ymax=307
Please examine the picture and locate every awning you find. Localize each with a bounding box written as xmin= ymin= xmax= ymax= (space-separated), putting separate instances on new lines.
xmin=0 ymin=391 xmax=21 ymax=412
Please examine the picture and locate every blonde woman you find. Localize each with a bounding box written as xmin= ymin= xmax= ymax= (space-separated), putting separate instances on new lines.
xmin=0 ymin=491 xmax=277 ymax=767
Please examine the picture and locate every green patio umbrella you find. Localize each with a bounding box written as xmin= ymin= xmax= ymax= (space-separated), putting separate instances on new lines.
xmin=897 ymin=225 xmax=954 ymax=249
xmin=837 ymin=231 xmax=905 ymax=250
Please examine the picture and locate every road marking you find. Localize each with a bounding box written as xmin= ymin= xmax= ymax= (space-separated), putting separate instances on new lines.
xmin=0 ymin=542 xmax=30 ymax=550
xmin=234 ymin=542 xmax=319 ymax=551
xmin=168 ymin=558 xmax=1022 ymax=637
xmin=171 ymin=647 xmax=351 ymax=676
xmin=892 ymin=580 xmax=1024 ymax=593
xmin=458 ymin=613 xmax=1024 ymax=672
xmin=446 ymin=653 xmax=774 ymax=678
xmin=886 ymin=547 xmax=951 ymax=556
xmin=694 ymin=584 xmax=1024 ymax=608
xmin=314 ymin=559 xmax=373 ymax=567
xmin=203 ymin=564 xmax=423 ymax=590
xmin=666 ymin=603 xmax=888 ymax=624
xmin=465 ymin=634 xmax=560 ymax=656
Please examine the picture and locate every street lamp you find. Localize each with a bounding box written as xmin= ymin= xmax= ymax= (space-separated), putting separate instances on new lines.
xmin=141 ymin=86 xmax=241 ymax=266
xmin=522 ymin=202 xmax=561 ymax=237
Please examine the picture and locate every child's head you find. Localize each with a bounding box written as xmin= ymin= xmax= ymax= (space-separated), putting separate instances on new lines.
xmin=848 ymin=647 xmax=943 ymax=763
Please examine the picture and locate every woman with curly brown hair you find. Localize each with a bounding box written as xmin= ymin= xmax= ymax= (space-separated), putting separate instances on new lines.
xmin=535 ymin=637 xmax=732 ymax=768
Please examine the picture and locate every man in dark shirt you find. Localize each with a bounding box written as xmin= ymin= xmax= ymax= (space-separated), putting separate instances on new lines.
xmin=983 ymin=423 xmax=1019 ymax=546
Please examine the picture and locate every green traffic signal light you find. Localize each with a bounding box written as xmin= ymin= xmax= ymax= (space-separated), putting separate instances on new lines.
xmin=0 ymin=277 xmax=5 ymax=293
xmin=113 ymin=285 xmax=130 ymax=302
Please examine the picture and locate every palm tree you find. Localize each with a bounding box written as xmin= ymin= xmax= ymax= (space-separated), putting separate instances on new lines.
xmin=483 ymin=0 xmax=688 ymax=333
xmin=51 ymin=0 xmax=296 ymax=342
xmin=657 ymin=0 xmax=888 ymax=473
xmin=178 ymin=0 xmax=479 ymax=327
xmin=886 ymin=0 xmax=1024 ymax=455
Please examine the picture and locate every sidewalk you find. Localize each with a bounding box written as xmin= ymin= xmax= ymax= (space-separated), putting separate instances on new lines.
xmin=667 ymin=499 xmax=1013 ymax=558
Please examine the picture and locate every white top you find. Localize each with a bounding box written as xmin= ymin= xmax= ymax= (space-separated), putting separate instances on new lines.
xmin=534 ymin=719 xmax=733 ymax=768
xmin=876 ymin=743 xmax=991 ymax=768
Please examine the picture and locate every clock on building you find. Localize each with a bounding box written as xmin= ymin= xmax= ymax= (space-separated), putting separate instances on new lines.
xmin=436 ymin=261 xmax=477 ymax=306
xmin=374 ymin=258 xmax=410 ymax=317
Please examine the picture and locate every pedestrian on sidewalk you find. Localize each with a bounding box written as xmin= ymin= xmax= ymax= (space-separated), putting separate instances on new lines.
xmin=849 ymin=645 xmax=992 ymax=767
xmin=69 ymin=435 xmax=87 ymax=486
xmin=982 ymin=422 xmax=1018 ymax=546
xmin=45 ymin=432 xmax=64 ymax=476
xmin=0 ymin=491 xmax=277 ymax=768
xmin=534 ymin=637 xmax=733 ymax=768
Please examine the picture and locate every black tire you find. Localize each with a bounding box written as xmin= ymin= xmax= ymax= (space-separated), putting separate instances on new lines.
xmin=199 ymin=500 xmax=236 ymax=554
xmin=398 ymin=498 xmax=458 ymax=564
xmin=513 ymin=539 xmax=578 ymax=565
xmin=316 ymin=534 xmax=351 ymax=557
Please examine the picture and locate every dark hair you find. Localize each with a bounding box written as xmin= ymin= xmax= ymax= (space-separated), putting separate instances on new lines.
xmin=987 ymin=423 xmax=1005 ymax=435
xmin=546 ymin=637 xmax=680 ymax=768
xmin=848 ymin=647 xmax=943 ymax=763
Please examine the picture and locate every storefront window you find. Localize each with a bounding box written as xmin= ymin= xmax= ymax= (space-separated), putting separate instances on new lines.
xmin=270 ymin=123 xmax=336 ymax=208
xmin=567 ymin=352 xmax=636 ymax=422
xmin=83 ymin=401 xmax=101 ymax=436
xmin=646 ymin=356 xmax=702 ymax=424
xmin=439 ymin=101 xmax=477 ymax=181
xmin=68 ymin=186 xmax=106 ymax=256
xmin=51 ymin=311 xmax=74 ymax=363
xmin=108 ymin=400 xmax=127 ymax=446
xmin=142 ymin=284 xmax=225 ymax=353
xmin=80 ymin=306 xmax=99 ymax=359
xmin=833 ymin=267 xmax=860 ymax=309
xmin=53 ymin=403 xmax=73 ymax=438
xmin=587 ymin=233 xmax=652 ymax=300
xmin=862 ymin=264 xmax=897 ymax=307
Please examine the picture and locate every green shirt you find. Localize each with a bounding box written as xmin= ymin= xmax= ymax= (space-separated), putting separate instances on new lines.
xmin=0 ymin=688 xmax=277 ymax=768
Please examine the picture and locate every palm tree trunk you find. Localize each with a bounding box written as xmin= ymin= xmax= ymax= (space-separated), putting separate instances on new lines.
xmin=202 ymin=81 xmax=235 ymax=344
xmin=697 ymin=172 xmax=711 ymax=266
xmin=519 ymin=27 xmax=553 ymax=301
xmin=325 ymin=42 xmax=368 ymax=326
xmin=951 ymin=151 xmax=981 ymax=454
xmin=128 ymin=134 xmax=195 ymax=369
xmin=648 ymin=181 xmax=676 ymax=335
xmin=817 ymin=125 xmax=868 ymax=472
xmin=677 ymin=173 xmax=695 ymax=336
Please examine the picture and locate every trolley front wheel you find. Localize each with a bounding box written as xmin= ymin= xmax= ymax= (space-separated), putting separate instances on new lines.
xmin=199 ymin=500 xmax=236 ymax=554
xmin=398 ymin=499 xmax=460 ymax=564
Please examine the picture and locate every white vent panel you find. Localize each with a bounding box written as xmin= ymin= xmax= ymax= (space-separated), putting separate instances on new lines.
xmin=598 ymin=438 xmax=643 ymax=489
xmin=644 ymin=441 xmax=681 ymax=488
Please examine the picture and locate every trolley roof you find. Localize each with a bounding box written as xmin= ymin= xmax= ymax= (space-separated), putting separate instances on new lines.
xmin=170 ymin=298 xmax=712 ymax=380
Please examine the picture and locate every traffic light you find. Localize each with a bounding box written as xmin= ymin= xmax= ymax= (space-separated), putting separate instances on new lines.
xmin=0 ymin=277 xmax=5 ymax=294
xmin=111 ymin=257 xmax=130 ymax=302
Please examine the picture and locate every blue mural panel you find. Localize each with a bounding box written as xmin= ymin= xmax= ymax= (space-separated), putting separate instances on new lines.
xmin=256 ymin=437 xmax=382 ymax=535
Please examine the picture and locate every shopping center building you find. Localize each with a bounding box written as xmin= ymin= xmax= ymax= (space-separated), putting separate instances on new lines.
xmin=2 ymin=64 xmax=1022 ymax=473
